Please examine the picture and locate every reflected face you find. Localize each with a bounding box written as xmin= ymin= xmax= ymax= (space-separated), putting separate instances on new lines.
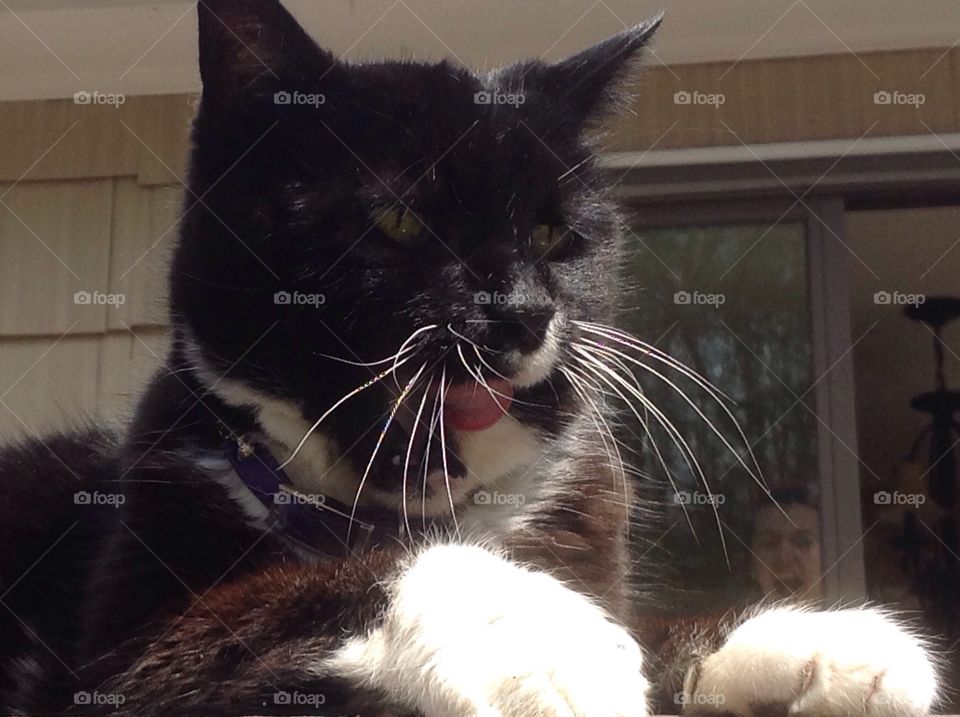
xmin=750 ymin=503 xmax=823 ymax=601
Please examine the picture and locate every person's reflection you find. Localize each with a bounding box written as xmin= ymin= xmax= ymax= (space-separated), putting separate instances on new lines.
xmin=749 ymin=489 xmax=823 ymax=602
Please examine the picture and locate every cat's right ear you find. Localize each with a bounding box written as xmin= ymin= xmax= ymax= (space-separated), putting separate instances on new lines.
xmin=197 ymin=0 xmax=337 ymax=109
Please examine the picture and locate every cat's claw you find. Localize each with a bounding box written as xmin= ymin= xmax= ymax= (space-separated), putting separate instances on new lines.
xmin=331 ymin=544 xmax=648 ymax=717
xmin=682 ymin=607 xmax=937 ymax=717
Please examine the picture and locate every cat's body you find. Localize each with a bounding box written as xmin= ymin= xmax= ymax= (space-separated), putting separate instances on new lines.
xmin=0 ymin=1 xmax=939 ymax=715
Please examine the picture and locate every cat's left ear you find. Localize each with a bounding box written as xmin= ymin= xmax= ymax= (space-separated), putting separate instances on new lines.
xmin=538 ymin=14 xmax=663 ymax=125
xmin=197 ymin=0 xmax=338 ymax=109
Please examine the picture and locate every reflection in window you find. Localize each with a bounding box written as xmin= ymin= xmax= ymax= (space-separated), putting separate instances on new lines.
xmin=619 ymin=222 xmax=820 ymax=613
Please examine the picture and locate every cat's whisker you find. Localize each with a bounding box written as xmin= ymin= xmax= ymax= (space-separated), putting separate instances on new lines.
xmin=558 ymin=366 xmax=630 ymax=530
xmin=582 ymin=346 xmax=651 ymax=431
xmin=403 ymin=374 xmax=434 ymax=541
xmin=572 ymin=349 xmax=708 ymax=495
xmin=572 ymin=350 xmax=715 ymax=554
xmin=573 ymin=321 xmax=763 ymax=481
xmin=314 ymin=347 xmax=416 ymax=367
xmin=446 ymin=324 xmax=502 ymax=355
xmin=456 ymin=345 xmax=511 ymax=418
xmin=563 ymin=363 xmax=655 ymax=466
xmin=579 ymin=340 xmax=766 ymax=491
xmin=392 ymin=324 xmax=439 ymax=391
xmin=574 ymin=321 xmax=735 ymax=403
xmin=471 ymin=344 xmax=511 ymax=382
xmin=575 ymin=334 xmax=785 ymax=523
xmin=567 ymin=351 xmax=697 ymax=538
xmin=278 ymin=358 xmax=413 ymax=470
xmin=437 ymin=368 xmax=461 ymax=539
xmin=281 ymin=324 xmax=436 ymax=470
xmin=563 ymin=362 xmax=694 ymax=538
xmin=420 ymin=382 xmax=444 ymax=533
xmin=348 ymin=362 xmax=427 ymax=547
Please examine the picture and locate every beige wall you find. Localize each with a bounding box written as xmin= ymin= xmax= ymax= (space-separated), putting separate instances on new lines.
xmin=0 ymin=98 xmax=187 ymax=439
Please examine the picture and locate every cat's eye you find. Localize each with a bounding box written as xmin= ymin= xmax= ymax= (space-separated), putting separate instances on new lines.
xmin=530 ymin=224 xmax=575 ymax=260
xmin=376 ymin=207 xmax=424 ymax=244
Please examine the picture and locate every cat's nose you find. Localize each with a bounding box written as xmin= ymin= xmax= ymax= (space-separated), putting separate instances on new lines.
xmin=487 ymin=304 xmax=555 ymax=354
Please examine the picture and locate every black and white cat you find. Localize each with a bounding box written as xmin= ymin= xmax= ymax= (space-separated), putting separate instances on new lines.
xmin=0 ymin=1 xmax=938 ymax=715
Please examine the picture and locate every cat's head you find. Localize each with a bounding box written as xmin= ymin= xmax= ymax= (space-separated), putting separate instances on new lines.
xmin=172 ymin=0 xmax=659 ymax=516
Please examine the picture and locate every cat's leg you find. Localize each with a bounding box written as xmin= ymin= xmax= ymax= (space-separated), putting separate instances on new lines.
xmin=331 ymin=543 xmax=649 ymax=717
xmin=87 ymin=543 xmax=647 ymax=717
xmin=680 ymin=607 xmax=937 ymax=717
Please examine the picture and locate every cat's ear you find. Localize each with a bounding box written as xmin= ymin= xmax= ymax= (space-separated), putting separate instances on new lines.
xmin=197 ymin=0 xmax=336 ymax=107
xmin=540 ymin=14 xmax=663 ymax=124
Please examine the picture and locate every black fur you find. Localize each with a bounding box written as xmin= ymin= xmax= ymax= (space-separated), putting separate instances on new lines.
xmin=0 ymin=1 xmax=662 ymax=713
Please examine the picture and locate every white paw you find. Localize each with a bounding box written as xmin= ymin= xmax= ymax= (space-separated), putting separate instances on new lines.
xmin=683 ymin=607 xmax=937 ymax=717
xmin=330 ymin=543 xmax=648 ymax=717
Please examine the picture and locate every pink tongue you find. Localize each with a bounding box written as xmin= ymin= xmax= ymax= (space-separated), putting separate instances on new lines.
xmin=444 ymin=379 xmax=514 ymax=432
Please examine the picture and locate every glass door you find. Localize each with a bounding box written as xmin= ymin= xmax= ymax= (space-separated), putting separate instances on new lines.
xmin=618 ymin=199 xmax=862 ymax=616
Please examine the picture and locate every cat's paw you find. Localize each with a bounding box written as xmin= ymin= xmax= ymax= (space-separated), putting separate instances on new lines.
xmin=682 ymin=607 xmax=937 ymax=717
xmin=331 ymin=543 xmax=648 ymax=717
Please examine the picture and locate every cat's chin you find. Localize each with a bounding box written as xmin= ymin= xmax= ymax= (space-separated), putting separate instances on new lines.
xmin=347 ymin=412 xmax=547 ymax=520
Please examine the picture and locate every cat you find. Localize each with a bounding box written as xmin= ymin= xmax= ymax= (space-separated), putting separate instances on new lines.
xmin=0 ymin=0 xmax=939 ymax=715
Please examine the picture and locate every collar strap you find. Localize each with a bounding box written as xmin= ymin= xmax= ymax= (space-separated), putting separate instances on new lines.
xmin=223 ymin=437 xmax=398 ymax=557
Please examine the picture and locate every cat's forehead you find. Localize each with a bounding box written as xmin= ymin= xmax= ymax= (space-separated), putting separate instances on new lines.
xmin=340 ymin=62 xmax=583 ymax=208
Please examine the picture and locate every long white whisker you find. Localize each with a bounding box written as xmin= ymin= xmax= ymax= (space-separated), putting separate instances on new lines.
xmin=438 ymin=368 xmax=460 ymax=539
xmin=421 ymin=378 xmax=444 ymax=532
xmin=563 ymin=364 xmax=653 ymax=463
xmin=447 ymin=323 xmax=502 ymax=355
xmin=573 ymin=350 xmax=719 ymax=556
xmin=575 ymin=321 xmax=762 ymax=481
xmin=558 ymin=365 xmax=630 ymax=530
xmin=457 ymin=345 xmax=511 ymax=417
xmin=348 ymin=362 xmax=427 ymax=546
xmin=567 ymin=362 xmax=699 ymax=542
xmin=403 ymin=375 xmax=433 ymax=541
xmin=392 ymin=324 xmax=439 ymax=391
xmin=278 ymin=357 xmax=414 ymax=470
xmin=575 ymin=321 xmax=734 ymax=402
xmin=472 ymin=344 xmax=511 ymax=381
xmin=314 ymin=346 xmax=415 ymax=367
xmin=580 ymin=340 xmax=766 ymax=490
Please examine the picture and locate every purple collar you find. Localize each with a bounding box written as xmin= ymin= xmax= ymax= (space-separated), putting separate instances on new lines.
xmin=223 ymin=438 xmax=400 ymax=557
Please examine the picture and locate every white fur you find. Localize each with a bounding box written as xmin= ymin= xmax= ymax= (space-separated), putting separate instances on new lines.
xmin=328 ymin=543 xmax=648 ymax=717
xmin=507 ymin=313 xmax=563 ymax=390
xmin=201 ymin=453 xmax=272 ymax=525
xmin=685 ymin=607 xmax=937 ymax=717
xmin=183 ymin=332 xmax=548 ymax=522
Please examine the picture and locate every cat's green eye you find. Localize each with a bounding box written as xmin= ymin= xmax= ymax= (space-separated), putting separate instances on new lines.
xmin=376 ymin=207 xmax=424 ymax=244
xmin=531 ymin=224 xmax=574 ymax=260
